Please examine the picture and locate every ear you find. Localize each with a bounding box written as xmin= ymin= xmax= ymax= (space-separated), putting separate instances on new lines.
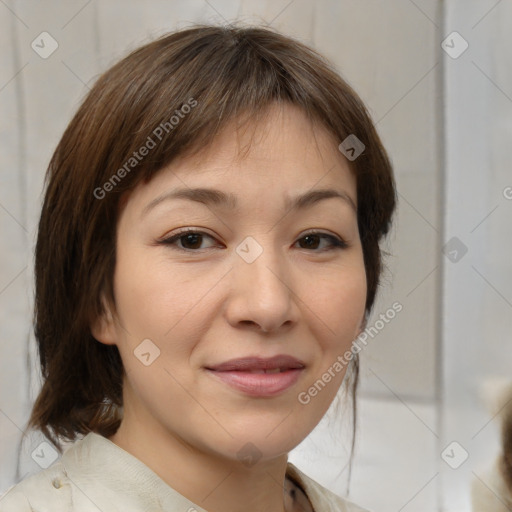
xmin=90 ymin=294 xmax=117 ymax=346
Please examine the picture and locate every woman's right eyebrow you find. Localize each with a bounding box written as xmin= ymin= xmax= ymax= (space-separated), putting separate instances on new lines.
xmin=141 ymin=186 xmax=356 ymax=219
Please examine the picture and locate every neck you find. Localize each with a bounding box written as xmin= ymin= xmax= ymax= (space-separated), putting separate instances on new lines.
xmin=109 ymin=415 xmax=295 ymax=512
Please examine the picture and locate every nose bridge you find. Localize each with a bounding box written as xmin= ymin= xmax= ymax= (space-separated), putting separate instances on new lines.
xmin=236 ymin=234 xmax=289 ymax=297
xmin=229 ymin=234 xmax=297 ymax=331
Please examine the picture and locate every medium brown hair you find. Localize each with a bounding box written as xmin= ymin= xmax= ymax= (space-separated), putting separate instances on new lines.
xmin=26 ymin=24 xmax=396 ymax=468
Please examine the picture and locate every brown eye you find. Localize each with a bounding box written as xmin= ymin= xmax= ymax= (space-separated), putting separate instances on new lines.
xmin=160 ymin=230 xmax=218 ymax=251
xmin=177 ymin=232 xmax=204 ymax=250
xmin=296 ymin=232 xmax=348 ymax=251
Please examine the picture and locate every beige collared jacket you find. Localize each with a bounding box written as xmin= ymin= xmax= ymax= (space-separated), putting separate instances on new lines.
xmin=0 ymin=432 xmax=369 ymax=512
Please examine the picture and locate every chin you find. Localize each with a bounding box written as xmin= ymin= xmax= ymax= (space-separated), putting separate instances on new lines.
xmin=197 ymin=424 xmax=306 ymax=466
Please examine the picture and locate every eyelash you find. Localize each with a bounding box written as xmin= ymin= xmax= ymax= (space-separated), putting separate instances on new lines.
xmin=158 ymin=228 xmax=349 ymax=253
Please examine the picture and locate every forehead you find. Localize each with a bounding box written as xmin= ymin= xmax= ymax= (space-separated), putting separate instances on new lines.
xmin=123 ymin=103 xmax=356 ymax=214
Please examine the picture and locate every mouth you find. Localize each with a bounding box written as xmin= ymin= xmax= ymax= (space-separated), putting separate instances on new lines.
xmin=205 ymin=354 xmax=305 ymax=372
xmin=204 ymin=355 xmax=305 ymax=397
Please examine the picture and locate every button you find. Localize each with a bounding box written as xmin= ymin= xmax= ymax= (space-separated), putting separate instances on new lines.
xmin=52 ymin=479 xmax=62 ymax=489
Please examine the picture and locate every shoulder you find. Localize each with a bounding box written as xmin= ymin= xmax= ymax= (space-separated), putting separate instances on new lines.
xmin=0 ymin=461 xmax=72 ymax=512
xmin=286 ymin=462 xmax=371 ymax=512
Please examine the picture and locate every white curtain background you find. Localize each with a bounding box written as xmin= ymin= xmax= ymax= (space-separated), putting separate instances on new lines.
xmin=0 ymin=1 xmax=511 ymax=511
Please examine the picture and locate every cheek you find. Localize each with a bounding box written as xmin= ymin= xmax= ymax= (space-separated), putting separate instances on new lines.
xmin=112 ymin=246 xmax=208 ymax=340
xmin=307 ymin=262 xmax=367 ymax=348
xmin=110 ymin=247 xmax=228 ymax=382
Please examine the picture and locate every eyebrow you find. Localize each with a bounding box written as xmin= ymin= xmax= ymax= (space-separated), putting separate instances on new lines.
xmin=141 ymin=186 xmax=357 ymax=218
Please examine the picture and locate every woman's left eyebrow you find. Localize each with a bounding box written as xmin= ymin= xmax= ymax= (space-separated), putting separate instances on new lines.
xmin=141 ymin=186 xmax=356 ymax=219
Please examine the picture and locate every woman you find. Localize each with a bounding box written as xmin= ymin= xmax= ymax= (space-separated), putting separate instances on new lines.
xmin=0 ymin=24 xmax=396 ymax=512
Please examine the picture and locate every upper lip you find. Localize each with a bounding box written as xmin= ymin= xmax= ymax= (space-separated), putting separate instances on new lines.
xmin=205 ymin=355 xmax=305 ymax=372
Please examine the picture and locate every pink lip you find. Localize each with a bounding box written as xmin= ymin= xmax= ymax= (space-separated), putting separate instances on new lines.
xmin=206 ymin=355 xmax=305 ymax=372
xmin=205 ymin=355 xmax=306 ymax=397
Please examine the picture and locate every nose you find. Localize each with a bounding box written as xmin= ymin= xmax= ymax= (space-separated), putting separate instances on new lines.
xmin=224 ymin=239 xmax=300 ymax=334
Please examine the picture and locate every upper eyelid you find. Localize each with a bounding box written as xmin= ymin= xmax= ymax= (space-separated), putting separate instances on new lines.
xmin=162 ymin=228 xmax=343 ymax=240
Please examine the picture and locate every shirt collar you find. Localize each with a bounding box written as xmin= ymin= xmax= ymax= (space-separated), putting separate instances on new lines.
xmin=62 ymin=432 xmax=316 ymax=511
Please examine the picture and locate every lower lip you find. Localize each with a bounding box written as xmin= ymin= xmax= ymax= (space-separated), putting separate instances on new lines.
xmin=206 ymin=369 xmax=304 ymax=397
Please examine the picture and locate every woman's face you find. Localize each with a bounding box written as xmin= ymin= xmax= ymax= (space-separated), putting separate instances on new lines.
xmin=93 ymin=103 xmax=367 ymax=464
